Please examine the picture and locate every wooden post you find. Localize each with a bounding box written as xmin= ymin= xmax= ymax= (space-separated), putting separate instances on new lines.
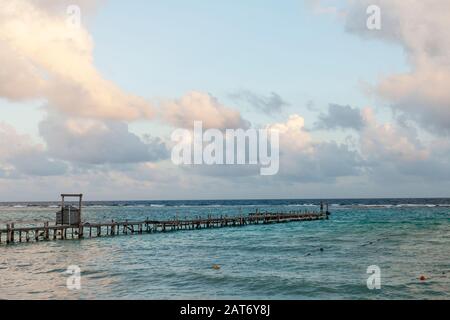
xmin=79 ymin=194 xmax=83 ymax=222
xmin=61 ymin=195 xmax=65 ymax=222
xmin=78 ymin=224 xmax=84 ymax=239
xmin=111 ymin=223 xmax=115 ymax=236
xmin=6 ymin=224 xmax=11 ymax=244
xmin=44 ymin=222 xmax=49 ymax=240
xmin=10 ymin=223 xmax=15 ymax=242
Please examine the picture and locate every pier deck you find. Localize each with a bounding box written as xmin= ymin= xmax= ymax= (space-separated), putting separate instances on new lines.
xmin=0 ymin=211 xmax=329 ymax=245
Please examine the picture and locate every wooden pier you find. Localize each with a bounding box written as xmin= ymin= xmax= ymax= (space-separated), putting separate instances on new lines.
xmin=0 ymin=211 xmax=329 ymax=245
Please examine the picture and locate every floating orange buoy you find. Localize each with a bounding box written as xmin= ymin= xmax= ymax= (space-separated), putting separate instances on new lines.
xmin=212 ymin=264 xmax=221 ymax=270
xmin=419 ymin=275 xmax=427 ymax=281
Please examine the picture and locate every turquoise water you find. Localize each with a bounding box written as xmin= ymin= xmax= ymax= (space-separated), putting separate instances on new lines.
xmin=0 ymin=199 xmax=449 ymax=299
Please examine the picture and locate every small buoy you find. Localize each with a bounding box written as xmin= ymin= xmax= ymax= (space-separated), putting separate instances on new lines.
xmin=212 ymin=264 xmax=221 ymax=270
xmin=419 ymin=275 xmax=427 ymax=281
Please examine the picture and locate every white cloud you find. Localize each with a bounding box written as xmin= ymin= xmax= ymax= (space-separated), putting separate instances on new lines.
xmin=0 ymin=0 xmax=154 ymax=120
xmin=0 ymin=122 xmax=67 ymax=177
xmin=360 ymin=107 xmax=429 ymax=163
xmin=160 ymin=91 xmax=250 ymax=130
xmin=343 ymin=0 xmax=450 ymax=134
xmin=177 ymin=114 xmax=363 ymax=182
xmin=358 ymin=107 xmax=450 ymax=182
xmin=268 ymin=115 xmax=362 ymax=182
xmin=39 ymin=113 xmax=169 ymax=165
xmin=269 ymin=115 xmax=313 ymax=153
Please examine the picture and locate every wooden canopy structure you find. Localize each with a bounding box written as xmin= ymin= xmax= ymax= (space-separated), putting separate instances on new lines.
xmin=56 ymin=194 xmax=83 ymax=226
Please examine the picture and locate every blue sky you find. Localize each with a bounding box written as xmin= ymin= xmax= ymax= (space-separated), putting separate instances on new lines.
xmin=91 ymin=0 xmax=407 ymax=122
xmin=84 ymin=0 xmax=410 ymax=144
xmin=0 ymin=0 xmax=449 ymax=201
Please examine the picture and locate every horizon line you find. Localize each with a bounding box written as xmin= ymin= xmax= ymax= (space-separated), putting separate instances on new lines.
xmin=1 ymin=196 xmax=449 ymax=204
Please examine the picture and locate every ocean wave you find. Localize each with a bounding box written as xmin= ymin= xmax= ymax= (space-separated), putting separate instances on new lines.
xmin=82 ymin=205 xmax=109 ymax=208
xmin=336 ymin=203 xmax=447 ymax=209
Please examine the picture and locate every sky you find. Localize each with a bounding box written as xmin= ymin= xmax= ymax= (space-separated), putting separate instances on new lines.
xmin=0 ymin=0 xmax=449 ymax=201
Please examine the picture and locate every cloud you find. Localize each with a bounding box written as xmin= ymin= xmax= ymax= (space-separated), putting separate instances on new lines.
xmin=358 ymin=107 xmax=450 ymax=182
xmin=163 ymin=114 xmax=362 ymax=182
xmin=269 ymin=115 xmax=313 ymax=152
xmin=360 ymin=108 xmax=429 ymax=163
xmin=228 ymin=90 xmax=290 ymax=114
xmin=268 ymin=115 xmax=362 ymax=182
xmin=161 ymin=91 xmax=250 ymax=130
xmin=0 ymin=122 xmax=67 ymax=177
xmin=39 ymin=113 xmax=169 ymax=165
xmin=33 ymin=0 xmax=105 ymax=14
xmin=0 ymin=0 xmax=154 ymax=120
xmin=0 ymin=163 xmax=182 ymax=201
xmin=2 ymin=0 xmax=450 ymax=199
xmin=360 ymin=108 xmax=428 ymax=163
xmin=314 ymin=103 xmax=364 ymax=130
xmin=178 ymin=164 xmax=261 ymax=179
xmin=265 ymin=110 xmax=450 ymax=184
xmin=343 ymin=0 xmax=450 ymax=134
xmin=10 ymin=150 xmax=68 ymax=177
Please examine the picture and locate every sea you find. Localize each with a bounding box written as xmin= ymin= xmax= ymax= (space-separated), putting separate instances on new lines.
xmin=0 ymin=198 xmax=449 ymax=300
